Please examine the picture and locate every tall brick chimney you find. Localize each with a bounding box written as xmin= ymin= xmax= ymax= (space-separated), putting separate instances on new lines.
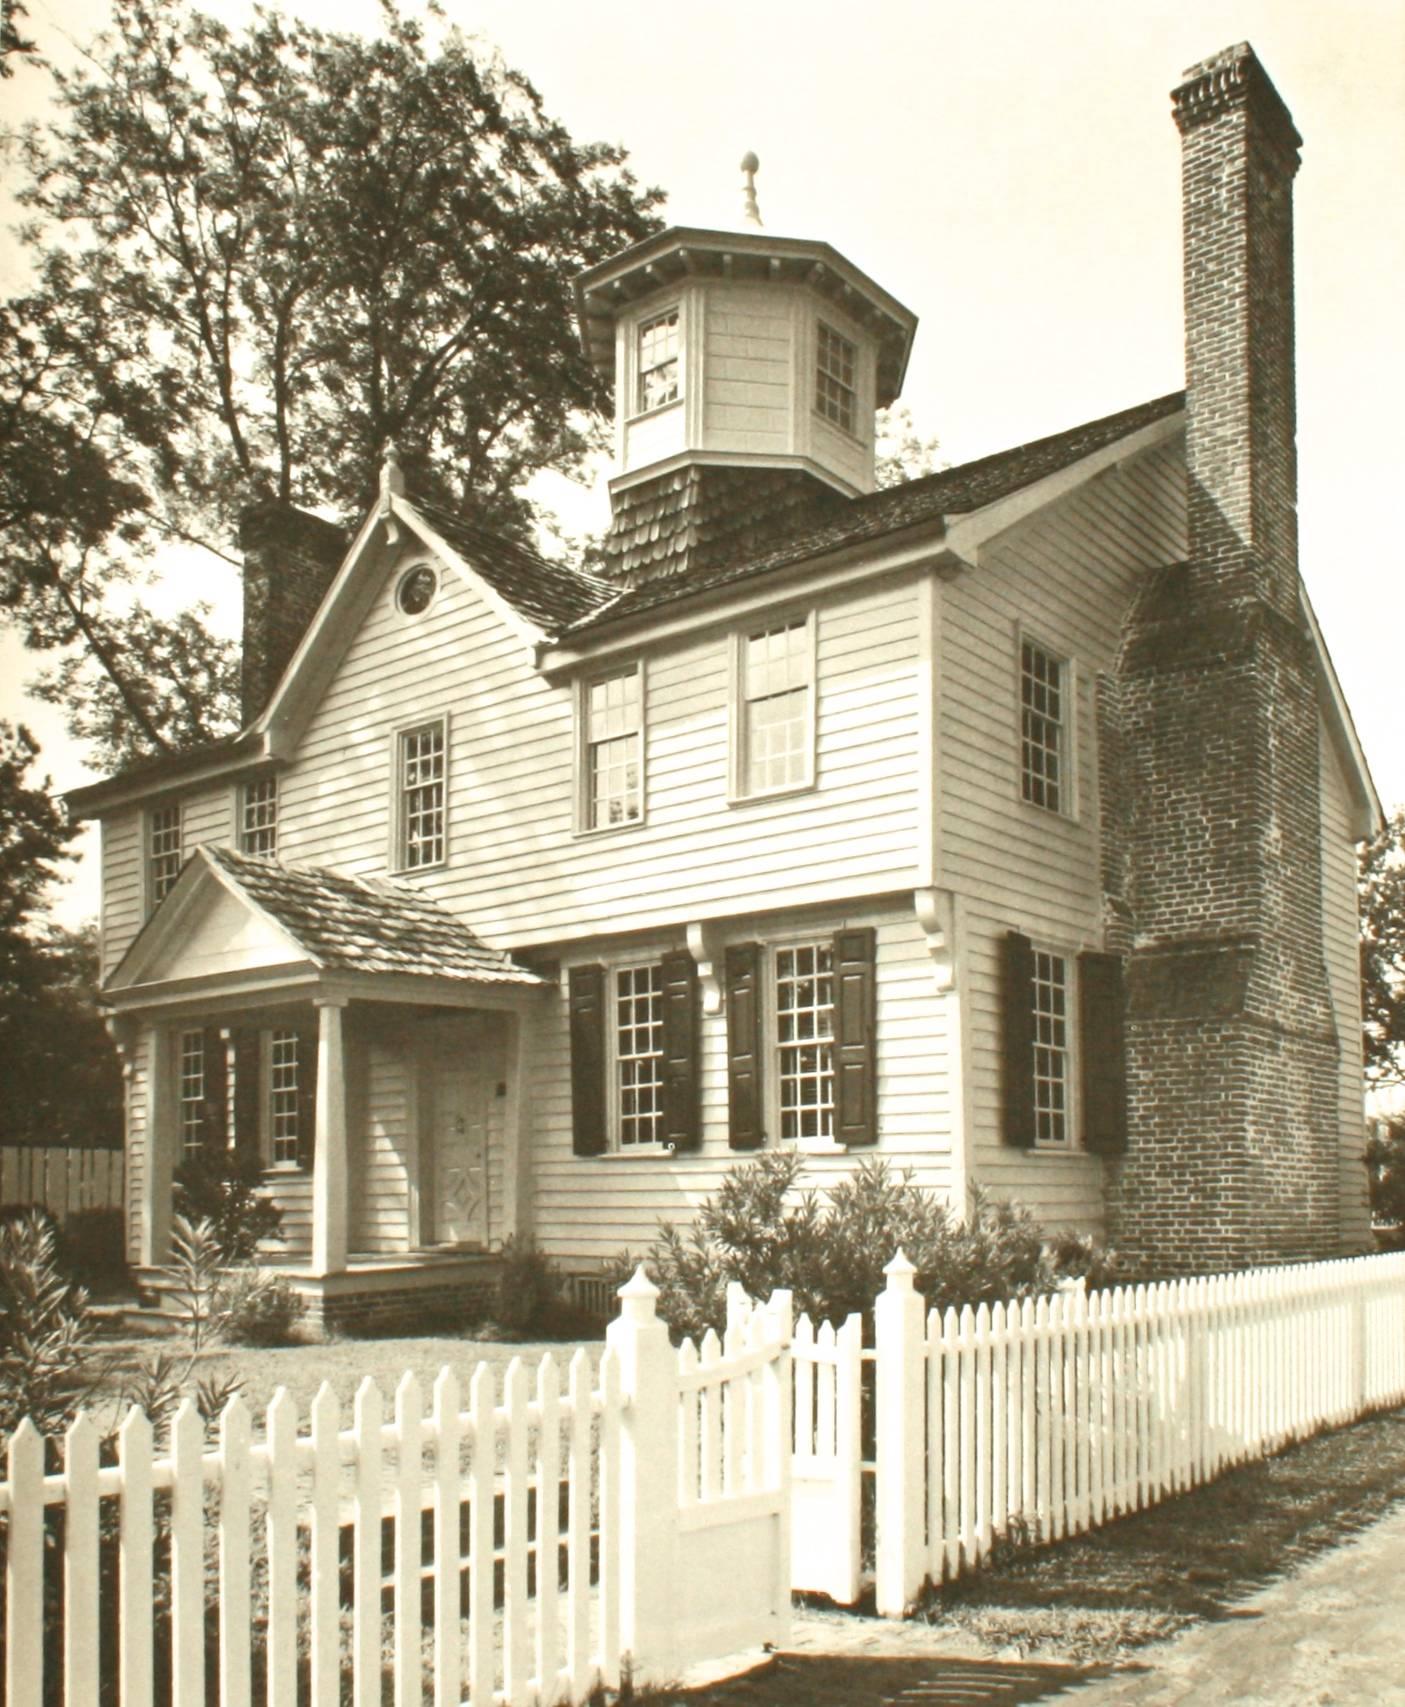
xmin=1106 ymin=45 xmax=1340 ymax=1271
xmin=238 ymin=502 xmax=348 ymax=724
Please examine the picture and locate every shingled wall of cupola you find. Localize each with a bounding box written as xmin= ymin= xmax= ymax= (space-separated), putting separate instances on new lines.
xmin=1104 ymin=44 xmax=1342 ymax=1272
xmin=602 ymin=464 xmax=840 ymax=588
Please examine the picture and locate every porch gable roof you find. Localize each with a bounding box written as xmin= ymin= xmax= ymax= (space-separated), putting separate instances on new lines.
xmin=105 ymin=845 xmax=548 ymax=998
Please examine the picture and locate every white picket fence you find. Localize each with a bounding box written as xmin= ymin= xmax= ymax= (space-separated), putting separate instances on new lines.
xmin=0 ymin=1268 xmax=791 ymax=1707
xmin=774 ymin=1247 xmax=1405 ymax=1615
xmin=0 ymin=1145 xmax=124 ymax=1217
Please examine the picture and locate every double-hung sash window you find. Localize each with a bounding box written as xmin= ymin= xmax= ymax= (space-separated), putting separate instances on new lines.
xmin=816 ymin=321 xmax=857 ymax=434
xmin=615 ymin=964 xmax=664 ymax=1147
xmin=179 ymin=1031 xmax=207 ymax=1156
xmin=737 ymin=616 xmax=814 ymax=796
xmin=637 ymin=308 xmax=680 ymax=413
xmin=268 ymin=1030 xmax=301 ymax=1167
xmin=584 ymin=668 xmax=643 ymax=829
xmin=148 ymin=804 xmax=183 ymax=908
xmin=776 ymin=943 xmax=835 ymax=1142
xmin=398 ymin=719 xmax=447 ymax=870
xmin=239 ymin=775 xmax=278 ymax=858
xmin=1031 ymin=949 xmax=1070 ymax=1145
xmin=1020 ymin=639 xmax=1066 ymax=813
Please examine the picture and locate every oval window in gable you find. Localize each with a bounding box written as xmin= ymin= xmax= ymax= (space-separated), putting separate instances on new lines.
xmin=396 ymin=564 xmax=438 ymax=616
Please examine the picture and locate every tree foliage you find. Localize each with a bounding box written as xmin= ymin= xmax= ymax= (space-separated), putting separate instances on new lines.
xmin=874 ymin=402 xmax=944 ymax=490
xmin=1360 ymin=808 xmax=1405 ymax=1087
xmin=0 ymin=723 xmax=122 ymax=1148
xmin=2 ymin=0 xmax=662 ymax=764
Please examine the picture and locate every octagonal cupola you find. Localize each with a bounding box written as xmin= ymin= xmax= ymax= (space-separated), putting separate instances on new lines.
xmin=576 ymin=168 xmax=917 ymax=586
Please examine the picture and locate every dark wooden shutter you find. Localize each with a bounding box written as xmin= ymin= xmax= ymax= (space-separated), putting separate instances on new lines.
xmin=659 ymin=949 xmax=700 ymax=1151
xmin=725 ymin=943 xmax=764 ymax=1149
xmin=832 ymin=927 xmax=878 ymax=1146
xmin=200 ymin=1026 xmax=228 ymax=1152
xmin=1001 ymin=930 xmax=1037 ymax=1149
xmin=1079 ymin=951 xmax=1128 ymax=1155
xmin=232 ymin=1029 xmax=262 ymax=1159
xmin=569 ymin=965 xmax=608 ymax=1156
xmin=296 ymin=1029 xmax=318 ymax=1169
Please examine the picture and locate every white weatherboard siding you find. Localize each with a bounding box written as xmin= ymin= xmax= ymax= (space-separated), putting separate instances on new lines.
xmin=1321 ymin=725 xmax=1371 ymax=1249
xmin=702 ymin=285 xmax=791 ymax=456
xmin=525 ymin=906 xmax=957 ymax=1269
xmin=101 ymin=810 xmax=143 ymax=979
xmin=183 ymin=788 xmax=232 ymax=860
xmin=123 ymin=1030 xmax=150 ymax=1263
xmin=354 ymin=1036 xmax=411 ymax=1254
xmin=947 ymin=437 xmax=1187 ymax=1233
xmin=281 ymin=544 xmax=923 ymax=945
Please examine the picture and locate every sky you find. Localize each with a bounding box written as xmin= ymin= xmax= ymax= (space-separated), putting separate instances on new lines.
xmin=3 ymin=0 xmax=1403 ymax=924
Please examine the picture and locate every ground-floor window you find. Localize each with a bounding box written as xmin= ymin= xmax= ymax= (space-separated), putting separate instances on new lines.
xmin=179 ymin=1030 xmax=207 ymax=1155
xmin=268 ymin=1030 xmax=302 ymax=1166
xmin=775 ymin=943 xmax=836 ymax=1142
xmin=1031 ymin=949 xmax=1069 ymax=1145
xmin=615 ymin=963 xmax=664 ymax=1147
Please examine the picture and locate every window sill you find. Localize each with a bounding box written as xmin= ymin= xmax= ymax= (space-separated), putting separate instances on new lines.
xmin=1018 ymin=795 xmax=1079 ymax=828
xmin=572 ymin=815 xmax=646 ymax=840
xmin=728 ymin=777 xmax=816 ymax=808
xmin=784 ymin=1138 xmax=848 ymax=1156
xmin=389 ymin=858 xmax=448 ymax=878
xmin=598 ymin=1143 xmax=678 ymax=1160
xmin=262 ymin=1163 xmax=306 ymax=1177
xmin=625 ymin=397 xmax=684 ymax=428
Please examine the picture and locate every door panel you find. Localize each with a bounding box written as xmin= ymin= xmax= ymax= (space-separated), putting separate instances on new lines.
xmin=431 ymin=1067 xmax=489 ymax=1246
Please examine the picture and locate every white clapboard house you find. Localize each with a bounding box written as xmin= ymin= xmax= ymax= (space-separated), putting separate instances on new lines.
xmin=71 ymin=44 xmax=1382 ymax=1331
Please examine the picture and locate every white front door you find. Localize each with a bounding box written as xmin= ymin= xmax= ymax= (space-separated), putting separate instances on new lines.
xmin=431 ymin=1066 xmax=489 ymax=1246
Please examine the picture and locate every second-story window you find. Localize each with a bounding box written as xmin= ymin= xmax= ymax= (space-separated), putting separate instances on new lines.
xmin=398 ymin=718 xmax=447 ymax=870
xmin=148 ymin=804 xmax=183 ymax=907
xmin=637 ymin=308 xmax=680 ymax=413
xmin=240 ymin=776 xmax=279 ymax=858
xmin=816 ymin=322 xmax=857 ymax=434
xmin=1020 ymin=638 xmax=1066 ymax=814
xmin=736 ymin=615 xmax=815 ymax=797
xmin=584 ymin=667 xmax=643 ymax=830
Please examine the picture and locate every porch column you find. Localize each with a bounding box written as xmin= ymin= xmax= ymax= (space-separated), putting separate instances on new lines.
xmin=140 ymin=1025 xmax=176 ymax=1267
xmin=312 ymin=997 xmax=349 ymax=1275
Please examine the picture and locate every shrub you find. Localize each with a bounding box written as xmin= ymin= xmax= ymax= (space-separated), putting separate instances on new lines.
xmin=217 ymin=1269 xmax=306 ymax=1347
xmin=174 ymin=1146 xmax=282 ymax=1262
xmin=0 ymin=1209 xmax=107 ymax=1436
xmin=61 ymin=1205 xmax=129 ymax=1294
xmin=607 ymin=1155 xmax=1120 ymax=1340
xmin=1366 ymin=1116 xmax=1405 ymax=1247
xmin=491 ymin=1236 xmax=564 ymax=1336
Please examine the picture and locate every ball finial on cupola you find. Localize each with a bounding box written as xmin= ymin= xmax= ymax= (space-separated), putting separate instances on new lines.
xmin=740 ymin=151 xmax=762 ymax=229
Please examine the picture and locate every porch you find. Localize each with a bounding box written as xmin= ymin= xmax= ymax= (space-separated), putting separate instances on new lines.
xmin=102 ymin=845 xmax=550 ymax=1323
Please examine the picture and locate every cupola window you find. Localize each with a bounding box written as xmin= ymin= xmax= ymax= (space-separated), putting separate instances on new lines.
xmin=816 ymin=321 xmax=857 ymax=434
xmin=637 ymin=308 xmax=680 ymax=413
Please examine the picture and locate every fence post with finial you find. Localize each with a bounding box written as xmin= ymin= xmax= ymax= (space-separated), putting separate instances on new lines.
xmin=607 ymin=1264 xmax=679 ymax=1685
xmin=875 ymin=1249 xmax=927 ymax=1614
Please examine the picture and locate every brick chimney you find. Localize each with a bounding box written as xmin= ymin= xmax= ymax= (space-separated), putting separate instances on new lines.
xmin=1105 ymin=45 xmax=1340 ymax=1271
xmin=238 ymin=502 xmax=348 ymax=724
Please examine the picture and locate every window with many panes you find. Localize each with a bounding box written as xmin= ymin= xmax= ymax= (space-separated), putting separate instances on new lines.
xmin=816 ymin=322 xmax=857 ymax=434
xmin=737 ymin=617 xmax=813 ymax=796
xmin=615 ymin=964 xmax=664 ymax=1147
xmin=637 ymin=309 xmax=680 ymax=413
xmin=148 ymin=804 xmax=183 ymax=908
xmin=268 ymin=1030 xmax=301 ymax=1166
xmin=240 ymin=775 xmax=278 ymax=858
xmin=179 ymin=1031 xmax=207 ymax=1156
xmin=1031 ymin=949 xmax=1069 ymax=1144
xmin=398 ymin=720 xmax=446 ymax=870
xmin=1020 ymin=639 xmax=1065 ymax=813
xmin=776 ymin=943 xmax=835 ymax=1141
xmin=584 ymin=669 xmax=643 ymax=830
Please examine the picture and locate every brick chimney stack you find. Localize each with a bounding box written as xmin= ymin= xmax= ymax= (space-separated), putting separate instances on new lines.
xmin=238 ymin=502 xmax=348 ymax=724
xmin=1106 ymin=45 xmax=1340 ymax=1272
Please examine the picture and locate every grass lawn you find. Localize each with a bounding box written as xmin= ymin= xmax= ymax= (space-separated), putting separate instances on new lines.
xmin=913 ymin=1404 xmax=1405 ymax=1666
xmin=94 ymin=1325 xmax=605 ymax=1421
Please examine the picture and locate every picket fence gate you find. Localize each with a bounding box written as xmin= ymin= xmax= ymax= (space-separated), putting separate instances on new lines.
xmin=760 ymin=1246 xmax=1405 ymax=1615
xmin=0 ymin=1268 xmax=790 ymax=1707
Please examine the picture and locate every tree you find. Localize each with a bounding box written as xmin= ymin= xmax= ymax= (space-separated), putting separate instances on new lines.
xmin=2 ymin=0 xmax=662 ymax=766
xmin=0 ymin=724 xmax=122 ymax=1149
xmin=874 ymin=403 xmax=944 ymax=489
xmin=1360 ymin=808 xmax=1405 ymax=1088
